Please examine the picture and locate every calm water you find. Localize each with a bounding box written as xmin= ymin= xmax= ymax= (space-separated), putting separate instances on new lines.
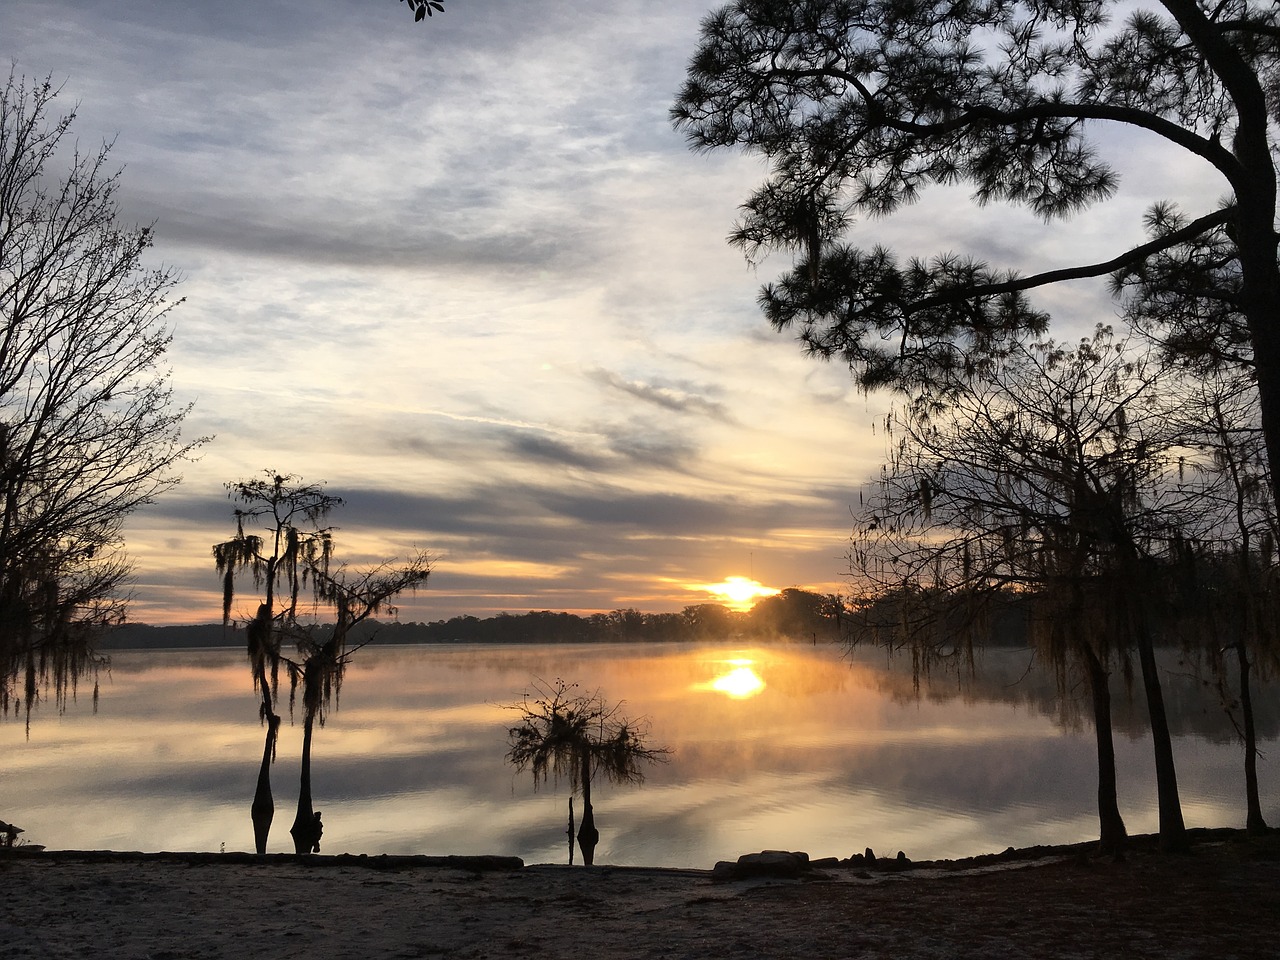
xmin=4 ymin=641 xmax=1276 ymax=867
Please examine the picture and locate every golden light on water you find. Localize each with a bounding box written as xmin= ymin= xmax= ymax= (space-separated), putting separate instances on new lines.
xmin=695 ymin=576 xmax=780 ymax=610
xmin=690 ymin=657 xmax=767 ymax=699
xmin=8 ymin=644 xmax=1273 ymax=865
xmin=710 ymin=665 xmax=766 ymax=699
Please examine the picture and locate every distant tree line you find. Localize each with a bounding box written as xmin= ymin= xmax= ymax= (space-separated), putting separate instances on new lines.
xmin=411 ymin=588 xmax=844 ymax=644
xmin=105 ymin=586 xmax=846 ymax=648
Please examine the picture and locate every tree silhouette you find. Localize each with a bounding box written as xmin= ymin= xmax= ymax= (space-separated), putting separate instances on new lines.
xmin=401 ymin=0 xmax=444 ymax=22
xmin=214 ymin=471 xmax=430 ymax=854
xmin=283 ymin=559 xmax=431 ymax=855
xmin=1115 ymin=198 xmax=1278 ymax=834
xmin=213 ymin=472 xmax=340 ymax=854
xmin=850 ymin=328 xmax=1209 ymax=852
xmin=506 ymin=679 xmax=668 ymax=866
xmin=1162 ymin=372 xmax=1276 ymax=834
xmin=672 ymin=1 xmax=1280 ymax=491
xmin=0 ymin=72 xmax=203 ymax=727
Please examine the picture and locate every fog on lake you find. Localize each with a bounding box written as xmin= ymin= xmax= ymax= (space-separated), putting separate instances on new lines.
xmin=5 ymin=640 xmax=1276 ymax=867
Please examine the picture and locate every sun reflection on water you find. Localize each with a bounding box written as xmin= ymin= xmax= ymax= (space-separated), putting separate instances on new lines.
xmin=691 ymin=657 xmax=767 ymax=699
xmin=710 ymin=665 xmax=766 ymax=699
xmin=5 ymin=643 xmax=1277 ymax=866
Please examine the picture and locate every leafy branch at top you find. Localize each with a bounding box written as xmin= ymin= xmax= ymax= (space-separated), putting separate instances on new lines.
xmin=402 ymin=0 xmax=445 ymax=22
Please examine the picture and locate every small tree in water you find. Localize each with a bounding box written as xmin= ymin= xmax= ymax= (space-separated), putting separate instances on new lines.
xmin=506 ymin=679 xmax=668 ymax=866
xmin=281 ymin=559 xmax=430 ymax=854
xmin=213 ymin=472 xmax=340 ymax=854
xmin=214 ymin=471 xmax=430 ymax=854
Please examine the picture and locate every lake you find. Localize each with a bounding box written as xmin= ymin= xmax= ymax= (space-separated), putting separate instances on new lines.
xmin=4 ymin=640 xmax=1276 ymax=868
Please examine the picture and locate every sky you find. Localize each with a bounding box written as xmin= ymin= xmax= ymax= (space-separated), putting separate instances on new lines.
xmin=0 ymin=0 xmax=1226 ymax=626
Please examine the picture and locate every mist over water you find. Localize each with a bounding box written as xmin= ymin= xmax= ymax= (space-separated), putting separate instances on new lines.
xmin=5 ymin=641 xmax=1276 ymax=867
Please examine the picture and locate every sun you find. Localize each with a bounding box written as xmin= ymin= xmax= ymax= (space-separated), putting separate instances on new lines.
xmin=696 ymin=576 xmax=781 ymax=611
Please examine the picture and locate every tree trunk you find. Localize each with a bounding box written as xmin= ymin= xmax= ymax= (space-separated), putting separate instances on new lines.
xmin=289 ymin=711 xmax=322 ymax=855
xmin=1233 ymin=545 xmax=1268 ymax=835
xmin=1242 ymin=259 xmax=1280 ymax=507
xmin=576 ymin=751 xmax=599 ymax=866
xmin=1164 ymin=0 xmax=1280 ymax=500
xmin=1133 ymin=620 xmax=1188 ymax=852
xmin=250 ymin=710 xmax=280 ymax=855
xmin=1235 ymin=640 xmax=1268 ymax=834
xmin=567 ymin=796 xmax=576 ymax=865
xmin=247 ymin=602 xmax=278 ymax=855
xmin=1079 ymin=643 xmax=1127 ymax=856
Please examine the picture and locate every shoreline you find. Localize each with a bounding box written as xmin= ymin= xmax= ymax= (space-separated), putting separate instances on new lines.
xmin=4 ymin=829 xmax=1279 ymax=959
xmin=5 ymin=824 xmax=1255 ymax=872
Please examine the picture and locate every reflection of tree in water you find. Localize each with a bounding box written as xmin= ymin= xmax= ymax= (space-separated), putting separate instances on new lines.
xmin=863 ymin=643 xmax=1280 ymax=743
xmin=506 ymin=679 xmax=668 ymax=865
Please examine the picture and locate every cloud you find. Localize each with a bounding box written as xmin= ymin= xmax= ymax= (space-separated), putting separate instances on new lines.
xmin=134 ymin=200 xmax=581 ymax=273
xmin=586 ymin=368 xmax=733 ymax=422
xmin=603 ymin=428 xmax=700 ymax=472
xmin=504 ymin=432 xmax=613 ymax=472
xmin=7 ymin=0 xmax=900 ymax=625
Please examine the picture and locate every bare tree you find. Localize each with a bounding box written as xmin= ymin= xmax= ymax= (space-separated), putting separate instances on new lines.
xmin=851 ymin=328 xmax=1205 ymax=852
xmin=1161 ymin=373 xmax=1276 ymax=834
xmin=506 ymin=679 xmax=668 ymax=866
xmin=1116 ymin=201 xmax=1278 ymax=835
xmin=1 ymin=71 xmax=201 ymax=725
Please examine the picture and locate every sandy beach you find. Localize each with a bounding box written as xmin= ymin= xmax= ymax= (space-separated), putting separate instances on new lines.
xmin=3 ymin=831 xmax=1278 ymax=959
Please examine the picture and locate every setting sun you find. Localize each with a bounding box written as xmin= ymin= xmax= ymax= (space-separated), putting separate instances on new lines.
xmin=695 ymin=576 xmax=781 ymax=611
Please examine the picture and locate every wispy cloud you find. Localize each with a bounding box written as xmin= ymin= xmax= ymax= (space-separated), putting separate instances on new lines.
xmin=586 ymin=368 xmax=733 ymax=423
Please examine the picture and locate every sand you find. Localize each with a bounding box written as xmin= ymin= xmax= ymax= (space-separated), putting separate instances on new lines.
xmin=3 ymin=832 xmax=1278 ymax=959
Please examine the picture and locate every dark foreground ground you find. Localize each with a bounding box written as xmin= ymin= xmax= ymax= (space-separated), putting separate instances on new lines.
xmin=2 ymin=829 xmax=1278 ymax=959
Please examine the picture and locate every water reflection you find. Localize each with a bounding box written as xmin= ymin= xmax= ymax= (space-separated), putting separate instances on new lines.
xmin=699 ymin=660 xmax=766 ymax=699
xmin=2 ymin=641 xmax=1276 ymax=867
